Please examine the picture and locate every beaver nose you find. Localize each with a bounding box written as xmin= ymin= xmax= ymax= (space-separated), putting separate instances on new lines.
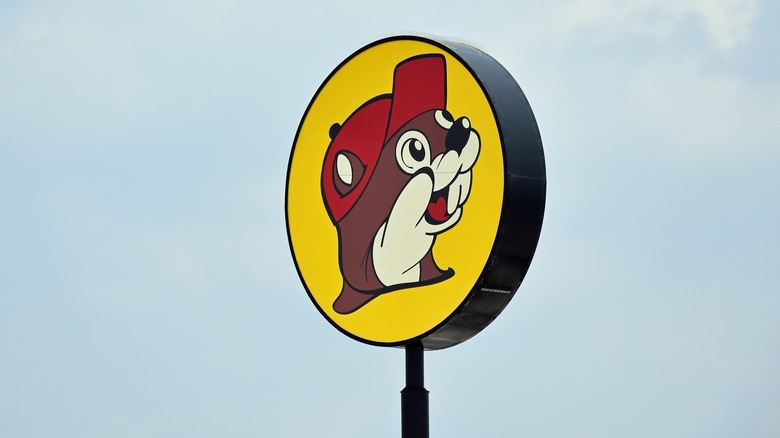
xmin=445 ymin=117 xmax=471 ymax=154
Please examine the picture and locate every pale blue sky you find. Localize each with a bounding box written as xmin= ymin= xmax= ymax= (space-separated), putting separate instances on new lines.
xmin=1 ymin=1 xmax=779 ymax=437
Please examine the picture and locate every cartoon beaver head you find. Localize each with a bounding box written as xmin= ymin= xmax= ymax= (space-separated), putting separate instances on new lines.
xmin=321 ymin=54 xmax=481 ymax=314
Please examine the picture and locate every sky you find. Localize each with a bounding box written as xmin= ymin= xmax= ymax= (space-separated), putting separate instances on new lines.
xmin=1 ymin=0 xmax=779 ymax=437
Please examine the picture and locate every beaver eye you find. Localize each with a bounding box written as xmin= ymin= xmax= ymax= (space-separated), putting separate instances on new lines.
xmin=407 ymin=138 xmax=425 ymax=161
xmin=396 ymin=130 xmax=430 ymax=173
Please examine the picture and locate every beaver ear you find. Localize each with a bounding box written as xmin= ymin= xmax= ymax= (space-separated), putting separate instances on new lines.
xmin=329 ymin=123 xmax=342 ymax=140
xmin=333 ymin=151 xmax=365 ymax=196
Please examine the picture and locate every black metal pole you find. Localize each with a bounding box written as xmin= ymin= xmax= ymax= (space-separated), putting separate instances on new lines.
xmin=401 ymin=344 xmax=429 ymax=438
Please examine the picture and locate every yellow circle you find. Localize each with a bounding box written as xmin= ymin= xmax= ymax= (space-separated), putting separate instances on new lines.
xmin=287 ymin=38 xmax=504 ymax=345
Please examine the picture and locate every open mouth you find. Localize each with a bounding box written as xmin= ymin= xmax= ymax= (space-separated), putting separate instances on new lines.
xmin=425 ymin=188 xmax=452 ymax=224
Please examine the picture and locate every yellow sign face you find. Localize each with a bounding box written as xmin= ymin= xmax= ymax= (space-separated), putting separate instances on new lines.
xmin=287 ymin=37 xmax=509 ymax=347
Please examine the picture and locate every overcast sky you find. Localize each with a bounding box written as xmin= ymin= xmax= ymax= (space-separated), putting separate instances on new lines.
xmin=1 ymin=1 xmax=779 ymax=437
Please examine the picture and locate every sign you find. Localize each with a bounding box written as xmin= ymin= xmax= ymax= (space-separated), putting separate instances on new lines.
xmin=286 ymin=36 xmax=545 ymax=350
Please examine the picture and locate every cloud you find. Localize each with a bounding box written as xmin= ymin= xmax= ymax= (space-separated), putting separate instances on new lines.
xmin=543 ymin=0 xmax=759 ymax=50
xmin=625 ymin=58 xmax=780 ymax=169
xmin=0 ymin=0 xmax=290 ymax=154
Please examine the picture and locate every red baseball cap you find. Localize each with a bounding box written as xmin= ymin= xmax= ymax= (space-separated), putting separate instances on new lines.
xmin=321 ymin=54 xmax=446 ymax=223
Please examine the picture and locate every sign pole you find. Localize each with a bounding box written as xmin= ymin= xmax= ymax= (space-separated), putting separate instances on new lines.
xmin=401 ymin=344 xmax=429 ymax=438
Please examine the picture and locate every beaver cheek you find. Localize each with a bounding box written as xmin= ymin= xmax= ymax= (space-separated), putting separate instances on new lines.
xmin=432 ymin=151 xmax=461 ymax=192
xmin=459 ymin=132 xmax=480 ymax=172
xmin=448 ymin=172 xmax=472 ymax=214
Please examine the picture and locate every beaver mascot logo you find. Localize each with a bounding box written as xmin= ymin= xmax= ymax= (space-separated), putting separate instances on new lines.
xmin=321 ymin=54 xmax=481 ymax=314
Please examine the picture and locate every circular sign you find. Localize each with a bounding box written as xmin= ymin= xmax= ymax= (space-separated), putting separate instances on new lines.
xmin=286 ymin=36 xmax=545 ymax=350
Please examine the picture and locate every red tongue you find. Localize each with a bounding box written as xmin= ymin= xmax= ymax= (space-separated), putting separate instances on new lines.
xmin=427 ymin=196 xmax=450 ymax=223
